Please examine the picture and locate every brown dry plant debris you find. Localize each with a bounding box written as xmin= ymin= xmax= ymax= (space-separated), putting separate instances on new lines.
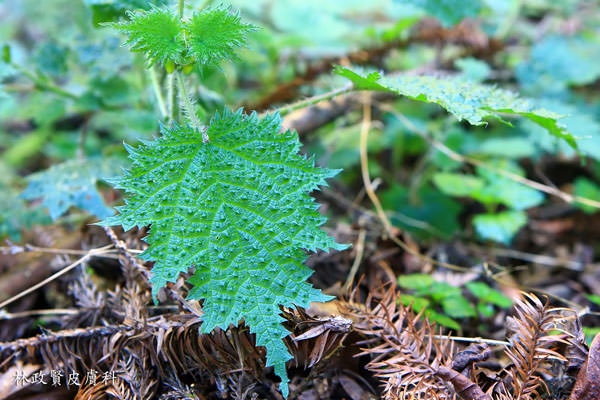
xmin=339 ymin=285 xmax=581 ymax=400
xmin=501 ymin=293 xmax=568 ymax=400
xmin=339 ymin=285 xmax=485 ymax=400
xmin=568 ymin=332 xmax=600 ymax=400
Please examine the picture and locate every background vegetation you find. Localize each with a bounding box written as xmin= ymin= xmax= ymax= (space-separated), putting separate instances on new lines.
xmin=1 ymin=0 xmax=600 ymax=399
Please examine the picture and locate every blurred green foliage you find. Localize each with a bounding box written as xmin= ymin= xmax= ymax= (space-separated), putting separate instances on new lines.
xmin=398 ymin=273 xmax=512 ymax=331
xmin=0 ymin=0 xmax=599 ymax=248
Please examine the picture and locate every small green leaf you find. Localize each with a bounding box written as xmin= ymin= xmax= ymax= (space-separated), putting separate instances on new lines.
xmin=583 ymin=326 xmax=600 ymax=346
xmin=398 ymin=273 xmax=435 ymax=290
xmin=0 ymin=184 xmax=51 ymax=240
xmin=466 ymin=282 xmax=512 ymax=308
xmin=399 ymin=294 xmax=430 ymax=312
xmin=574 ymin=178 xmax=600 ymax=214
xmin=585 ymin=294 xmax=600 ymax=306
xmin=441 ymin=295 xmax=477 ymax=318
xmin=112 ymin=7 xmax=185 ymax=65
xmin=335 ymin=66 xmax=577 ymax=150
xmin=33 ymin=42 xmax=68 ymax=77
xmin=477 ymin=302 xmax=495 ymax=318
xmin=474 ymin=161 xmax=544 ymax=210
xmin=473 ymin=210 xmax=527 ymax=244
xmin=427 ymin=282 xmax=461 ymax=302
xmin=184 ymin=7 xmax=255 ymax=66
xmin=517 ymin=35 xmax=600 ymax=90
xmin=2 ymin=44 xmax=11 ymax=64
xmin=425 ymin=310 xmax=460 ymax=330
xmin=432 ymin=172 xmax=485 ymax=197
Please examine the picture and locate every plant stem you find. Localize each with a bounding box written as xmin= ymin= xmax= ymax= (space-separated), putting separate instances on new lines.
xmin=12 ymin=62 xmax=77 ymax=100
xmin=274 ymin=84 xmax=353 ymax=117
xmin=167 ymin=72 xmax=175 ymax=122
xmin=149 ymin=66 xmax=168 ymax=119
xmin=176 ymin=70 xmax=206 ymax=141
xmin=178 ymin=0 xmax=185 ymax=18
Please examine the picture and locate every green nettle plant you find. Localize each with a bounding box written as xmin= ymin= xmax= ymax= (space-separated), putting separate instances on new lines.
xmin=97 ymin=3 xmax=347 ymax=396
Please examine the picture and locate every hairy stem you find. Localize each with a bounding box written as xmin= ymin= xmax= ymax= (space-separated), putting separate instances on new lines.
xmin=176 ymin=71 xmax=206 ymax=141
xmin=167 ymin=72 xmax=175 ymax=122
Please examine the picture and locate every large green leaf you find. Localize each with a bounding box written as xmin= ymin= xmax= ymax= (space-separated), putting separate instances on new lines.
xmin=100 ymin=109 xmax=347 ymax=396
xmin=335 ymin=66 xmax=577 ymax=150
xmin=21 ymin=158 xmax=121 ymax=220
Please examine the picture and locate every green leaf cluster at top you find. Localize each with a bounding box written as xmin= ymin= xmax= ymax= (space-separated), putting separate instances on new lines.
xmin=398 ymin=274 xmax=512 ymax=331
xmin=99 ymin=109 xmax=347 ymax=397
xmin=111 ymin=6 xmax=255 ymax=67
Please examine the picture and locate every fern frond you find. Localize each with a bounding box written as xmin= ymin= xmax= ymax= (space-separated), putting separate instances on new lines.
xmin=99 ymin=108 xmax=347 ymax=396
xmin=504 ymin=293 xmax=567 ymax=400
xmin=113 ymin=7 xmax=185 ymax=65
xmin=341 ymin=286 xmax=461 ymax=400
xmin=184 ymin=7 xmax=255 ymax=66
xmin=21 ymin=158 xmax=121 ymax=221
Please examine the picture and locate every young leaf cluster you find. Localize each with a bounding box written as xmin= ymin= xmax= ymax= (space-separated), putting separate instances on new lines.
xmin=112 ymin=6 xmax=255 ymax=67
xmin=100 ymin=109 xmax=347 ymax=396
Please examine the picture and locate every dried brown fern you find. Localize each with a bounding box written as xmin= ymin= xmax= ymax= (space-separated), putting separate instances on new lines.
xmin=501 ymin=293 xmax=568 ymax=400
xmin=340 ymin=285 xmax=488 ymax=400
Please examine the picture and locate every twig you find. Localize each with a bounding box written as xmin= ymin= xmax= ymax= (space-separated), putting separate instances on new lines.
xmin=468 ymin=245 xmax=597 ymax=271
xmin=102 ymin=226 xmax=150 ymax=280
xmin=433 ymin=335 xmax=509 ymax=347
xmin=0 ymin=242 xmax=142 ymax=256
xmin=358 ymin=95 xmax=469 ymax=273
xmin=272 ymin=84 xmax=353 ymax=117
xmin=0 ymin=325 xmax=129 ymax=353
xmin=0 ymin=244 xmax=114 ymax=310
xmin=11 ymin=62 xmax=78 ymax=100
xmin=0 ymin=308 xmax=80 ymax=320
xmin=342 ymin=229 xmax=366 ymax=294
